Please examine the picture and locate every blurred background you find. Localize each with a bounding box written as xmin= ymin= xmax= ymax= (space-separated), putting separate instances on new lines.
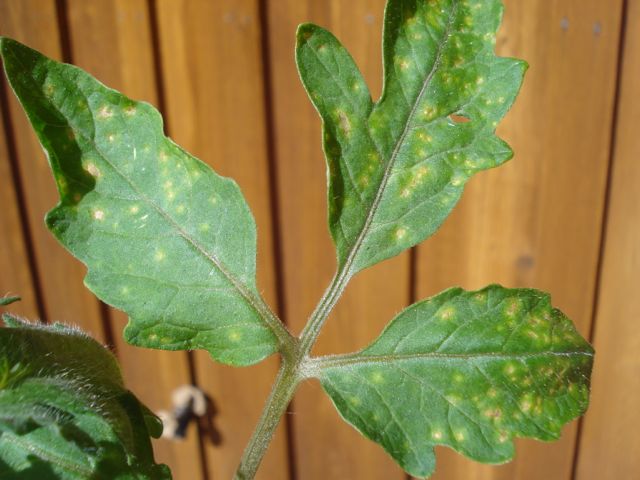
xmin=0 ymin=0 xmax=638 ymax=479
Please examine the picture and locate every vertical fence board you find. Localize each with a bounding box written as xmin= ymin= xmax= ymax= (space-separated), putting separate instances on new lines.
xmin=0 ymin=0 xmax=106 ymax=341
xmin=154 ymin=0 xmax=290 ymax=478
xmin=62 ymin=1 xmax=203 ymax=477
xmin=415 ymin=1 xmax=624 ymax=479
xmin=575 ymin=0 xmax=640 ymax=477
xmin=267 ymin=1 xmax=409 ymax=478
xmin=0 ymin=100 xmax=39 ymax=319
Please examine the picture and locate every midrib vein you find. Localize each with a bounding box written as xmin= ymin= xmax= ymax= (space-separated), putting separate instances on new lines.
xmin=341 ymin=2 xmax=460 ymax=274
xmin=316 ymin=349 xmax=594 ymax=371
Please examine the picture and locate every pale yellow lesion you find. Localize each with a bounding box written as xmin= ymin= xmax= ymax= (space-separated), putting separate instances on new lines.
xmin=98 ymin=105 xmax=113 ymax=119
xmin=92 ymin=209 xmax=105 ymax=221
xmin=454 ymin=429 xmax=466 ymax=442
xmin=335 ymin=108 xmax=352 ymax=136
xmin=394 ymin=226 xmax=408 ymax=241
xmin=438 ymin=306 xmax=456 ymax=321
xmin=84 ymin=162 xmax=101 ymax=178
xmin=451 ymin=173 xmax=465 ymax=187
xmin=129 ymin=205 xmax=140 ymax=214
xmin=417 ymin=132 xmax=433 ymax=143
xmin=154 ymin=249 xmax=166 ymax=262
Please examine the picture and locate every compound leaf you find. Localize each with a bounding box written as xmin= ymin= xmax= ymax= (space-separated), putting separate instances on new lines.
xmin=0 ymin=316 xmax=170 ymax=479
xmin=296 ymin=0 xmax=526 ymax=274
xmin=0 ymin=37 xmax=290 ymax=366
xmin=315 ymin=286 xmax=593 ymax=478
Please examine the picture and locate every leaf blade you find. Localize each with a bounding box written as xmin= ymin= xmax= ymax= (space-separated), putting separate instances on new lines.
xmin=0 ymin=37 xmax=289 ymax=366
xmin=315 ymin=286 xmax=593 ymax=477
xmin=296 ymin=0 xmax=527 ymax=274
xmin=0 ymin=317 xmax=170 ymax=479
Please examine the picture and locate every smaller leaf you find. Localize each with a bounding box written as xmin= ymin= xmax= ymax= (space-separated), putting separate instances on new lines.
xmin=0 ymin=296 xmax=20 ymax=306
xmin=0 ymin=317 xmax=170 ymax=479
xmin=315 ymin=286 xmax=593 ymax=478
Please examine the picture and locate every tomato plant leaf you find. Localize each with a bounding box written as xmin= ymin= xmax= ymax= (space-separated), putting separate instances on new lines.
xmin=0 ymin=315 xmax=170 ymax=479
xmin=313 ymin=286 xmax=593 ymax=477
xmin=0 ymin=296 xmax=20 ymax=306
xmin=0 ymin=37 xmax=291 ymax=366
xmin=296 ymin=0 xmax=526 ymax=274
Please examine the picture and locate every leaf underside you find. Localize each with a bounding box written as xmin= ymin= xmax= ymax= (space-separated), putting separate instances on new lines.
xmin=0 ymin=316 xmax=169 ymax=479
xmin=317 ymin=286 xmax=594 ymax=478
xmin=0 ymin=37 xmax=280 ymax=366
xmin=296 ymin=0 xmax=527 ymax=275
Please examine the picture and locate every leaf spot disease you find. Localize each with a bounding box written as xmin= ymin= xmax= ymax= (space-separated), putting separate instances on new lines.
xmin=85 ymin=162 xmax=101 ymax=178
xmin=395 ymin=227 xmax=408 ymax=241
xmin=97 ymin=105 xmax=113 ymax=119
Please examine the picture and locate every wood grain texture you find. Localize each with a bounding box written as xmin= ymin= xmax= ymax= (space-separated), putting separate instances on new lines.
xmin=416 ymin=1 xmax=624 ymax=479
xmin=267 ymin=1 xmax=409 ymax=478
xmin=63 ymin=1 xmax=203 ymax=477
xmin=154 ymin=0 xmax=290 ymax=478
xmin=574 ymin=0 xmax=640 ymax=477
xmin=0 ymin=92 xmax=40 ymax=320
xmin=0 ymin=0 xmax=106 ymax=340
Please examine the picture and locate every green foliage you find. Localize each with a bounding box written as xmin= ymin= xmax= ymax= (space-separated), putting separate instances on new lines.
xmin=0 ymin=315 xmax=169 ymax=479
xmin=313 ymin=286 xmax=593 ymax=477
xmin=0 ymin=37 xmax=291 ymax=367
xmin=0 ymin=0 xmax=594 ymax=478
xmin=0 ymin=296 xmax=21 ymax=306
xmin=296 ymin=0 xmax=526 ymax=275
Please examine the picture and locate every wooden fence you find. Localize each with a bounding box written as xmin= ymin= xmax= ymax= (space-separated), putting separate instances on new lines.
xmin=0 ymin=1 xmax=638 ymax=479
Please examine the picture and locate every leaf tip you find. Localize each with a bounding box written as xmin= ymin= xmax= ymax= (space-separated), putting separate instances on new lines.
xmin=296 ymin=23 xmax=320 ymax=48
xmin=0 ymin=295 xmax=21 ymax=306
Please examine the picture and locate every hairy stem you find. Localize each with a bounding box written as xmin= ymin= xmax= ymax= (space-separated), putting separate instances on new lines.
xmin=234 ymin=359 xmax=301 ymax=480
xmin=233 ymin=265 xmax=353 ymax=479
xmin=298 ymin=267 xmax=353 ymax=357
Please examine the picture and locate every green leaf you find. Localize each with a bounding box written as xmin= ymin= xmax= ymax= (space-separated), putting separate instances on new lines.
xmin=0 ymin=316 xmax=170 ymax=479
xmin=313 ymin=286 xmax=593 ymax=478
xmin=0 ymin=37 xmax=290 ymax=366
xmin=296 ymin=0 xmax=526 ymax=274
xmin=0 ymin=296 xmax=20 ymax=306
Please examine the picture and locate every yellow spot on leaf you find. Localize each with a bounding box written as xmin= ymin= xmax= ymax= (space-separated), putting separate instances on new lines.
xmin=395 ymin=227 xmax=407 ymax=240
xmin=439 ymin=306 xmax=455 ymax=321
xmin=98 ymin=105 xmax=113 ymax=119
xmin=154 ymin=250 xmax=166 ymax=262
xmin=129 ymin=205 xmax=140 ymax=214
xmin=93 ymin=209 xmax=105 ymax=221
xmin=85 ymin=162 xmax=100 ymax=178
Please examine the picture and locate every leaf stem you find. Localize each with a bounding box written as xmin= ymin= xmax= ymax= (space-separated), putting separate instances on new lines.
xmin=233 ymin=265 xmax=353 ymax=479
xmin=233 ymin=359 xmax=301 ymax=480
xmin=298 ymin=267 xmax=353 ymax=357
